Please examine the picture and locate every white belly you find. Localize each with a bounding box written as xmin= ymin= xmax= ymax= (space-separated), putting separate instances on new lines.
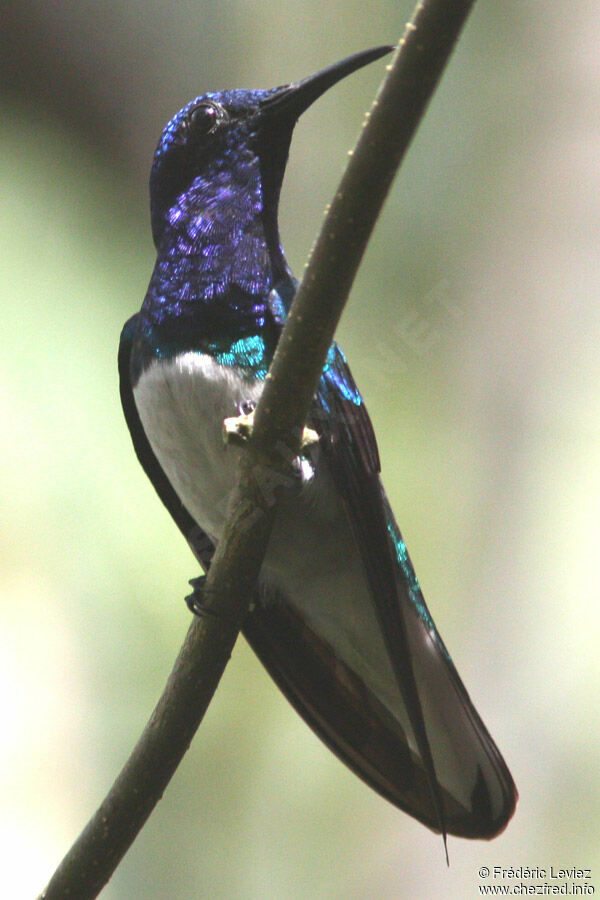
xmin=133 ymin=351 xmax=400 ymax=712
xmin=133 ymin=351 xmax=264 ymax=541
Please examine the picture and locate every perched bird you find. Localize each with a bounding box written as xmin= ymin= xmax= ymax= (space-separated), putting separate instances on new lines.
xmin=119 ymin=46 xmax=517 ymax=843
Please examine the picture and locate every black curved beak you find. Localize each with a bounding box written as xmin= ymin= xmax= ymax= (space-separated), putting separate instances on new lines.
xmin=260 ymin=45 xmax=394 ymax=121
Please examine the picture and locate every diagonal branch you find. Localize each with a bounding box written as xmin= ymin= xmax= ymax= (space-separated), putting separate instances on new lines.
xmin=39 ymin=2 xmax=475 ymax=898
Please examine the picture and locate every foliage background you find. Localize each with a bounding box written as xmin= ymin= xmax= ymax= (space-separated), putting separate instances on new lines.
xmin=2 ymin=1 xmax=599 ymax=897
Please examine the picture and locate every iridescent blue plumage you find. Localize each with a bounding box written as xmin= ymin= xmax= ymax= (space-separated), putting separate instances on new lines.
xmin=119 ymin=46 xmax=517 ymax=845
xmin=134 ymin=87 xmax=294 ymax=381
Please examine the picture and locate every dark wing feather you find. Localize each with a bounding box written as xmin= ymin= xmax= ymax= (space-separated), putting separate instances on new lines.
xmin=242 ymin=591 xmax=477 ymax=834
xmin=120 ymin=316 xmax=516 ymax=838
xmin=309 ymin=344 xmax=517 ymax=837
xmin=120 ymin=317 xmax=447 ymax=830
xmin=313 ymin=344 xmax=449 ymax=841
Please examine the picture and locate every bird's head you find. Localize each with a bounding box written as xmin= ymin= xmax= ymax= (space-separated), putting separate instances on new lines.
xmin=149 ymin=46 xmax=393 ymax=248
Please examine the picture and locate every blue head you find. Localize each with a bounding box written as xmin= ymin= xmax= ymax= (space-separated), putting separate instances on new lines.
xmin=150 ymin=47 xmax=392 ymax=256
xmin=140 ymin=47 xmax=391 ymax=356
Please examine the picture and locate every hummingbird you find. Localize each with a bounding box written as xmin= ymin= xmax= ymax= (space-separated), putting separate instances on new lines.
xmin=119 ymin=46 xmax=517 ymax=843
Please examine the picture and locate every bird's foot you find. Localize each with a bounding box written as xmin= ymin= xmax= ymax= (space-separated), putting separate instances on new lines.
xmin=223 ymin=401 xmax=319 ymax=452
xmin=222 ymin=408 xmax=256 ymax=446
xmin=185 ymin=575 xmax=208 ymax=617
xmin=186 ymin=574 xmax=247 ymax=625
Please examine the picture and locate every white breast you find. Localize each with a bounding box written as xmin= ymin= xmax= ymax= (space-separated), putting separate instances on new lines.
xmin=133 ymin=352 xmax=265 ymax=541
xmin=132 ymin=351 xmax=399 ymax=713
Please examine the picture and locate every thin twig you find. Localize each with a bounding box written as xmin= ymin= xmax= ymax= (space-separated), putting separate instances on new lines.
xmin=40 ymin=2 xmax=475 ymax=897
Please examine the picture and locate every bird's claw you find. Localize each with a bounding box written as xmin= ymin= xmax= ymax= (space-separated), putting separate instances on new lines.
xmin=222 ymin=407 xmax=319 ymax=452
xmin=185 ymin=575 xmax=207 ymax=616
xmin=222 ymin=410 xmax=255 ymax=446
xmin=185 ymin=574 xmax=246 ymax=624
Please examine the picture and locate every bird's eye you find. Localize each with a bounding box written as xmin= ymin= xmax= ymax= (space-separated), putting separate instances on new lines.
xmin=185 ymin=101 xmax=227 ymax=139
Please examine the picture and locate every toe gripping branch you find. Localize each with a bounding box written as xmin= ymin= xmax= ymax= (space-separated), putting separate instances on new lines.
xmin=223 ymin=406 xmax=319 ymax=495
xmin=185 ymin=575 xmax=212 ymax=617
xmin=185 ymin=574 xmax=248 ymax=627
xmin=222 ymin=406 xmax=319 ymax=454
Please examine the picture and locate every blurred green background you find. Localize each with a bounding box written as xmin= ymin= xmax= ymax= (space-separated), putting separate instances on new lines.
xmin=2 ymin=1 xmax=599 ymax=897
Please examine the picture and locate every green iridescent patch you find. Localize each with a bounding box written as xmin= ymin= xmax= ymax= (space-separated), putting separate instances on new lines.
xmin=210 ymin=334 xmax=269 ymax=378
